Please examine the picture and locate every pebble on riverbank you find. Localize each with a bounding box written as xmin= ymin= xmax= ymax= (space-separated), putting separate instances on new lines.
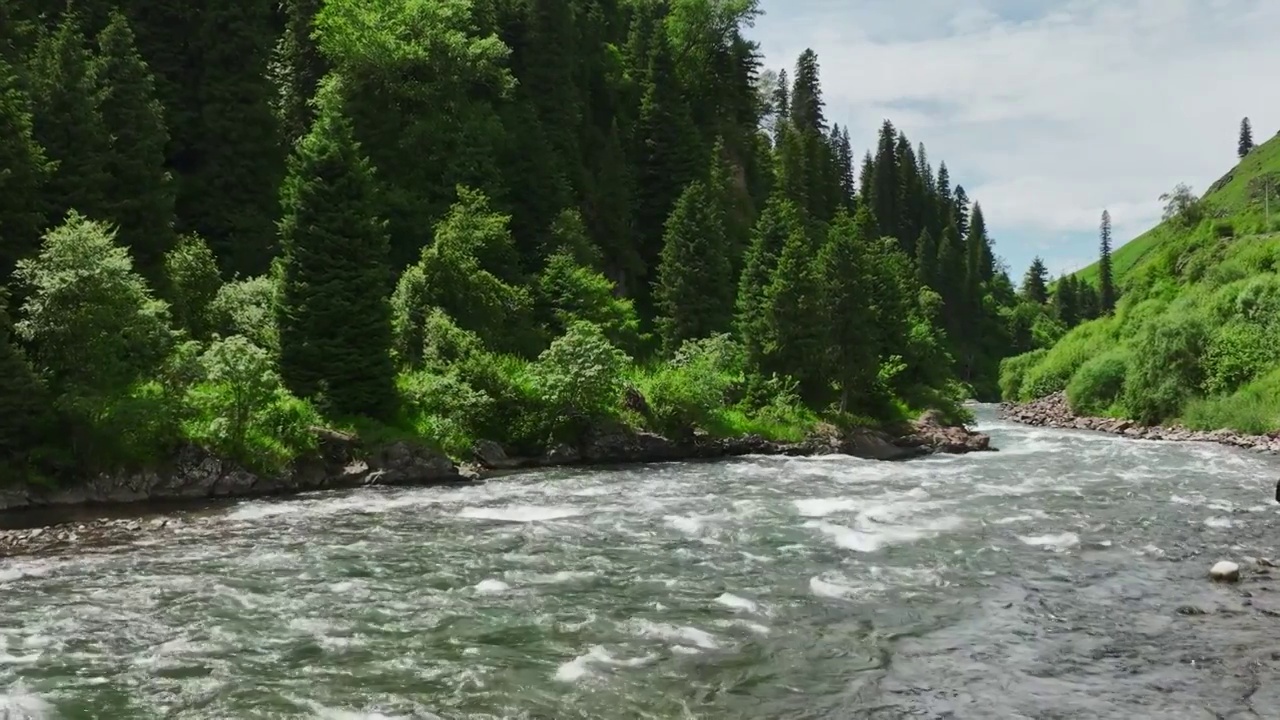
xmin=1210 ymin=561 xmax=1241 ymax=583
xmin=999 ymin=392 xmax=1280 ymax=455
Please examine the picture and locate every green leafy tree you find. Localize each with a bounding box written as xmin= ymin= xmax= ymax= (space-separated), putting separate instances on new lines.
xmin=14 ymin=212 xmax=172 ymax=399
xmin=532 ymin=320 xmax=629 ymax=434
xmin=91 ymin=10 xmax=176 ymax=282
xmin=209 ymin=275 xmax=278 ymax=353
xmin=654 ymin=180 xmax=734 ymax=354
xmin=0 ymin=287 xmax=56 ymax=478
xmin=537 ymin=250 xmax=642 ymax=353
xmin=163 ymin=234 xmax=222 ymax=340
xmin=276 ymin=81 xmax=396 ymax=419
xmin=390 ymin=187 xmax=535 ymax=365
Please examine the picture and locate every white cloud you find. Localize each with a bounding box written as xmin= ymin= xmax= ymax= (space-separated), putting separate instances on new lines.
xmin=750 ymin=0 xmax=1280 ymax=274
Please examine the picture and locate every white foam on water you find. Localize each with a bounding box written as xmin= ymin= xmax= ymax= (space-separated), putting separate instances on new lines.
xmin=805 ymin=514 xmax=964 ymax=553
xmin=809 ymin=574 xmax=879 ymax=600
xmin=990 ymin=509 xmax=1051 ymax=525
xmin=715 ymin=593 xmax=759 ymax=613
xmin=628 ymin=619 xmax=720 ymax=649
xmin=1017 ymin=532 xmax=1080 ymax=552
xmin=1203 ymin=516 xmax=1234 ymax=529
xmin=793 ymin=498 xmax=860 ymax=518
xmin=474 ymin=579 xmax=511 ymax=595
xmin=663 ymin=515 xmax=708 ymax=535
xmin=457 ymin=505 xmax=582 ymax=522
xmin=554 ymin=645 xmax=657 ymax=682
xmin=0 ymin=683 xmax=53 ymax=718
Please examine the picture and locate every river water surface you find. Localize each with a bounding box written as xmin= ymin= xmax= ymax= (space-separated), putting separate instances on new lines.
xmin=4 ymin=407 xmax=1280 ymax=718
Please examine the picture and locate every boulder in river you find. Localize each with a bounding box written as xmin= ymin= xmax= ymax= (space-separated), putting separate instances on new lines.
xmin=1210 ymin=561 xmax=1241 ymax=583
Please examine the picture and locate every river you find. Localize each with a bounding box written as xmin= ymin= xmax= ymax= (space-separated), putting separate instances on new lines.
xmin=3 ymin=406 xmax=1280 ymax=718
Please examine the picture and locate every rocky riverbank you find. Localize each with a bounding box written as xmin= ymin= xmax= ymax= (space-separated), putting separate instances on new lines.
xmin=999 ymin=392 xmax=1280 ymax=454
xmin=0 ymin=413 xmax=989 ymax=558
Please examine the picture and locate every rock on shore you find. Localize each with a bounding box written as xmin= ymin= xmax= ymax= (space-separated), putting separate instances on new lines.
xmin=999 ymin=392 xmax=1280 ymax=454
xmin=0 ymin=411 xmax=991 ymax=557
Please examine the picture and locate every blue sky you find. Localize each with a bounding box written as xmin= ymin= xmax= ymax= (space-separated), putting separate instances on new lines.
xmin=748 ymin=0 xmax=1280 ymax=280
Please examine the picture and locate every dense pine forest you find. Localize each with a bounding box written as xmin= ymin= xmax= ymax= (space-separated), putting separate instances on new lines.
xmin=0 ymin=0 xmax=1067 ymax=481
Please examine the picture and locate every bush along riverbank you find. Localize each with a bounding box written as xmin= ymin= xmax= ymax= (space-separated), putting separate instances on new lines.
xmin=1000 ymin=392 xmax=1280 ymax=454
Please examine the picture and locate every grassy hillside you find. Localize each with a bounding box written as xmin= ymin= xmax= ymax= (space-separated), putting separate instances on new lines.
xmin=1001 ymin=132 xmax=1280 ymax=433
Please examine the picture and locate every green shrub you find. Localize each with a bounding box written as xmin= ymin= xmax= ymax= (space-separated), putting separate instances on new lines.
xmin=397 ymin=369 xmax=492 ymax=457
xmin=1015 ymin=319 xmax=1113 ymax=401
xmin=1182 ymin=367 xmax=1280 ymax=435
xmin=421 ymin=308 xmax=485 ymax=370
xmin=531 ymin=321 xmax=629 ymax=438
xmin=163 ymin=234 xmax=222 ymax=339
xmin=1213 ymin=220 xmax=1235 ymax=239
xmin=637 ymin=334 xmax=744 ymax=438
xmin=209 ymin=275 xmax=278 ymax=352
xmin=1065 ymin=348 xmax=1129 ymax=415
xmin=182 ymin=335 xmax=319 ymax=471
xmin=1202 ymin=320 xmax=1280 ymax=395
xmin=998 ymin=349 xmax=1047 ymax=401
xmin=1122 ymin=312 xmax=1209 ymax=424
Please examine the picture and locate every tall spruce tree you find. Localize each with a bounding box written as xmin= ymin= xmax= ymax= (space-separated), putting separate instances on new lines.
xmin=1239 ymin=117 xmax=1254 ymax=159
xmin=1098 ymin=209 xmax=1116 ymax=313
xmin=762 ymin=216 xmax=824 ymax=401
xmin=1054 ymin=275 xmax=1079 ymax=327
xmin=273 ymin=0 xmax=327 ymax=148
xmin=26 ymin=15 xmax=112 ymax=228
xmin=186 ymin=0 xmax=283 ymax=277
xmin=952 ymin=184 xmax=970 ymax=239
xmin=816 ymin=206 xmax=878 ymax=410
xmin=915 ymin=227 xmax=937 ymax=290
xmin=1022 ymin=257 xmax=1049 ymax=304
xmin=0 ymin=286 xmax=54 ymax=472
xmin=276 ymin=80 xmax=396 ymax=419
xmin=0 ymin=55 xmax=52 ymax=278
xmin=91 ymin=11 xmax=175 ymax=282
xmin=870 ymin=120 xmax=899 ymax=239
xmin=737 ymin=194 xmax=803 ymax=367
xmin=963 ymin=202 xmax=989 ymax=315
xmin=653 ymin=179 xmax=733 ymax=353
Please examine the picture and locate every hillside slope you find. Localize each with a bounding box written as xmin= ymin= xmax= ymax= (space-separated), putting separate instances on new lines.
xmin=1001 ymin=132 xmax=1280 ymax=433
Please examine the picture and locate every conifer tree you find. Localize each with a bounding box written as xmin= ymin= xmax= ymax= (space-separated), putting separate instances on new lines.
xmin=915 ymin=227 xmax=937 ymax=289
xmin=762 ymin=219 xmax=824 ymax=401
xmin=737 ymin=194 xmax=803 ymax=367
xmin=654 ymin=180 xmax=733 ymax=353
xmin=1098 ymin=209 xmax=1116 ymax=313
xmin=857 ymin=150 xmax=875 ymax=210
xmin=91 ymin=11 xmax=175 ymax=282
xmin=273 ymin=0 xmax=327 ymax=148
xmin=895 ymin=133 xmax=923 ymax=256
xmin=633 ymin=22 xmax=700 ymax=309
xmin=816 ymin=206 xmax=878 ymax=409
xmin=935 ymin=220 xmax=964 ymax=329
xmin=0 ymin=55 xmax=52 ymax=278
xmin=963 ymin=202 xmax=989 ymax=315
xmin=837 ymin=126 xmax=856 ymax=210
xmin=26 ymin=15 xmax=112 ymax=228
xmin=870 ymin=120 xmax=899 ymax=239
xmin=952 ymin=184 xmax=970 ymax=239
xmin=1239 ymin=117 xmax=1254 ymax=159
xmin=276 ymin=80 xmax=396 ymax=419
xmin=1054 ymin=275 xmax=1079 ymax=327
xmin=1022 ymin=257 xmax=1049 ymax=304
xmin=186 ymin=0 xmax=283 ymax=276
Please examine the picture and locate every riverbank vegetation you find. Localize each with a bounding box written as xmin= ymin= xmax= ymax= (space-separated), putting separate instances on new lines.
xmin=1001 ymin=130 xmax=1280 ymax=433
xmin=0 ymin=0 xmax=1036 ymax=485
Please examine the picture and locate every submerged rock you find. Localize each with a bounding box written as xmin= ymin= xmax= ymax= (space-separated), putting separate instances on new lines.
xmin=1210 ymin=561 xmax=1241 ymax=583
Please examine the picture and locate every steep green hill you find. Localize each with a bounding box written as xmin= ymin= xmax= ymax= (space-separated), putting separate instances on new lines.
xmin=1001 ymin=132 xmax=1280 ymax=433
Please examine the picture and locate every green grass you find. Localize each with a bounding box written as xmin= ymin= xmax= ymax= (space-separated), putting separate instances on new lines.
xmin=1002 ymin=131 xmax=1280 ymax=434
